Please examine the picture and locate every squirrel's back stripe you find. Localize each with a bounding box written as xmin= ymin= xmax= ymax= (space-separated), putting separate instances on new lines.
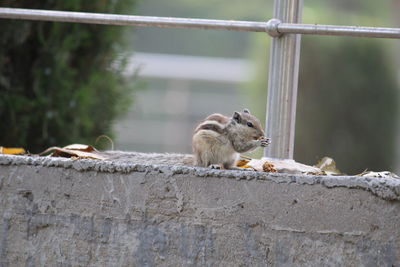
xmin=194 ymin=113 xmax=228 ymax=134
xmin=204 ymin=113 xmax=229 ymax=125
xmin=194 ymin=122 xmax=224 ymax=134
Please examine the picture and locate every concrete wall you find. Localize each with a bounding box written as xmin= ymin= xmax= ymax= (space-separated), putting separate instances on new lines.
xmin=1 ymin=154 xmax=400 ymax=266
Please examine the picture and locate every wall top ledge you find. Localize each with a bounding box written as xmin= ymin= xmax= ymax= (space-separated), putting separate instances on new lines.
xmin=1 ymin=153 xmax=399 ymax=201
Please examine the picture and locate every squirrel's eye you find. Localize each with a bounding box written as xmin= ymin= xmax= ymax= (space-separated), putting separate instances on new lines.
xmin=247 ymin=122 xmax=254 ymax=128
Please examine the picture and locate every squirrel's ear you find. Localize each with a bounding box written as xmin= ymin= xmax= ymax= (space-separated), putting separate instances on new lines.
xmin=233 ymin=111 xmax=242 ymax=123
xmin=243 ymin=109 xmax=250 ymax=114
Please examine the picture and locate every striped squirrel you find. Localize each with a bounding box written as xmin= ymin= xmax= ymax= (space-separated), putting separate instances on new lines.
xmin=192 ymin=109 xmax=270 ymax=170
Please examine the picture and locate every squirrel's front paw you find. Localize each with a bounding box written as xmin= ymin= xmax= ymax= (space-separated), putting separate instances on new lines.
xmin=259 ymin=136 xmax=271 ymax=147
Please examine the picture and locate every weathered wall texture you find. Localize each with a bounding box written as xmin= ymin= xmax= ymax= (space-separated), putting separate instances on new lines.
xmin=0 ymin=154 xmax=400 ymax=266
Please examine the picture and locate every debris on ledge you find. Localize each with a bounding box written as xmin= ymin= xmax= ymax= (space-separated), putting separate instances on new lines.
xmin=1 ymin=143 xmax=398 ymax=179
xmin=239 ymin=156 xmax=399 ymax=178
xmin=357 ymin=171 xmax=399 ymax=179
xmin=244 ymin=158 xmax=321 ymax=175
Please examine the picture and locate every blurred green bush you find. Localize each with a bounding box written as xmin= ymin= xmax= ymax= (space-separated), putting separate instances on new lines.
xmin=296 ymin=37 xmax=398 ymax=173
xmin=0 ymin=0 xmax=137 ymax=152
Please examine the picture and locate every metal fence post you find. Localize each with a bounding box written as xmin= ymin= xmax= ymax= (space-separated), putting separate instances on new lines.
xmin=264 ymin=0 xmax=303 ymax=159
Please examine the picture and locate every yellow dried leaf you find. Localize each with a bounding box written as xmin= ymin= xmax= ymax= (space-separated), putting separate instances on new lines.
xmin=236 ymin=159 xmax=250 ymax=167
xmin=239 ymin=164 xmax=253 ymax=169
xmin=0 ymin=147 xmax=26 ymax=155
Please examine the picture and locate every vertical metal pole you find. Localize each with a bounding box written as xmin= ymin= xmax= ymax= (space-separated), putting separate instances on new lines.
xmin=264 ymin=0 xmax=303 ymax=159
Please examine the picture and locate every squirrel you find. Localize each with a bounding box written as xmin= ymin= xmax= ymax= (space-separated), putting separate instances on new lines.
xmin=192 ymin=109 xmax=271 ymax=170
xmin=91 ymin=109 xmax=269 ymax=169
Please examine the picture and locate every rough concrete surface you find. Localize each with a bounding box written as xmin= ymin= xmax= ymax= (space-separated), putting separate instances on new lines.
xmin=0 ymin=154 xmax=400 ymax=266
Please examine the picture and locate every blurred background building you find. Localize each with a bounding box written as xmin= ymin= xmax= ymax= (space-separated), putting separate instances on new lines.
xmin=114 ymin=52 xmax=253 ymax=153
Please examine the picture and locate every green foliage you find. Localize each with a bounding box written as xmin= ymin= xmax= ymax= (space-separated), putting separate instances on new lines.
xmin=295 ymin=37 xmax=398 ymax=173
xmin=0 ymin=0 xmax=137 ymax=152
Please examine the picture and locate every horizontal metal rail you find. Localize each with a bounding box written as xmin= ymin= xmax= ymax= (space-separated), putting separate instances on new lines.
xmin=0 ymin=8 xmax=268 ymax=32
xmin=1 ymin=8 xmax=400 ymax=39
xmin=277 ymin=22 xmax=400 ymax=39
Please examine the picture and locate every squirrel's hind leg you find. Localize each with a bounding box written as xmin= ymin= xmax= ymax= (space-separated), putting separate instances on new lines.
xmin=193 ymin=152 xmax=206 ymax=167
